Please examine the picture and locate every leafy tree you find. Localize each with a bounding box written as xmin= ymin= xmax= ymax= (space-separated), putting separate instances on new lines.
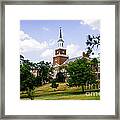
xmin=26 ymin=76 xmax=36 ymax=100
xmin=20 ymin=63 xmax=36 ymax=100
xmin=20 ymin=58 xmax=54 ymax=99
xmin=50 ymin=79 xmax=59 ymax=91
xmin=34 ymin=76 xmax=42 ymax=87
xmin=91 ymin=58 xmax=99 ymax=71
xmin=36 ymin=61 xmax=51 ymax=85
xmin=86 ymin=35 xmax=100 ymax=55
xmin=56 ymin=72 xmax=65 ymax=82
xmin=48 ymin=65 xmax=54 ymax=82
xmin=67 ymin=58 xmax=96 ymax=93
xmin=20 ymin=64 xmax=31 ymax=90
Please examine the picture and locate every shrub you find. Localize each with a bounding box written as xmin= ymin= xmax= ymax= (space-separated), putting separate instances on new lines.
xmin=50 ymin=79 xmax=59 ymax=91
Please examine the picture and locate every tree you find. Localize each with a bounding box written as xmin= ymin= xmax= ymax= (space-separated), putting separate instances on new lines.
xmin=56 ymin=72 xmax=65 ymax=82
xmin=86 ymin=35 xmax=100 ymax=56
xmin=20 ymin=63 xmax=36 ymax=100
xmin=67 ymin=58 xmax=96 ymax=93
xmin=36 ymin=61 xmax=51 ymax=85
xmin=91 ymin=58 xmax=100 ymax=80
xmin=48 ymin=65 xmax=54 ymax=82
xmin=50 ymin=79 xmax=59 ymax=91
xmin=20 ymin=63 xmax=31 ymax=91
xmin=91 ymin=58 xmax=99 ymax=71
xmin=20 ymin=58 xmax=53 ymax=99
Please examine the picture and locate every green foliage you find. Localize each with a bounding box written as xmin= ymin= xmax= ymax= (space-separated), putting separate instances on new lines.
xmin=27 ymin=89 xmax=34 ymax=100
xmin=34 ymin=76 xmax=42 ymax=86
xmin=20 ymin=64 xmax=31 ymax=91
xmin=91 ymin=58 xmax=99 ymax=72
xmin=50 ymin=79 xmax=59 ymax=90
xmin=48 ymin=66 xmax=54 ymax=81
xmin=36 ymin=61 xmax=51 ymax=84
xmin=20 ymin=59 xmax=54 ymax=99
xmin=86 ymin=35 xmax=100 ymax=55
xmin=67 ymin=58 xmax=96 ymax=92
xmin=56 ymin=72 xmax=65 ymax=82
xmin=20 ymin=63 xmax=36 ymax=99
xmin=20 ymin=83 xmax=100 ymax=100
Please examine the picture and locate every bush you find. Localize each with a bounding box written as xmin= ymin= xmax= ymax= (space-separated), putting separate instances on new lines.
xmin=56 ymin=72 xmax=65 ymax=82
xmin=50 ymin=79 xmax=59 ymax=90
xmin=67 ymin=78 xmax=80 ymax=87
xmin=35 ymin=76 xmax=42 ymax=86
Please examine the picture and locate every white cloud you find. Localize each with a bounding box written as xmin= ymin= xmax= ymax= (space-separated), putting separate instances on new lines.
xmin=20 ymin=31 xmax=30 ymax=41
xmin=66 ymin=43 xmax=83 ymax=58
xmin=20 ymin=31 xmax=48 ymax=53
xmin=41 ymin=49 xmax=53 ymax=57
xmin=42 ymin=27 xmax=49 ymax=31
xmin=20 ymin=31 xmax=84 ymax=63
xmin=41 ymin=49 xmax=53 ymax=62
xmin=49 ymin=39 xmax=56 ymax=46
xmin=80 ymin=19 xmax=100 ymax=31
xmin=20 ymin=31 xmax=53 ymax=62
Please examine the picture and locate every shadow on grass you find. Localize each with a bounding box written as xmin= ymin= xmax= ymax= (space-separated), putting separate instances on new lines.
xmin=20 ymin=89 xmax=100 ymax=98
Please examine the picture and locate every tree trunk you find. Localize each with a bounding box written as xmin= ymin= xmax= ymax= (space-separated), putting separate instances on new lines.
xmin=81 ymin=84 xmax=84 ymax=93
xmin=28 ymin=89 xmax=34 ymax=100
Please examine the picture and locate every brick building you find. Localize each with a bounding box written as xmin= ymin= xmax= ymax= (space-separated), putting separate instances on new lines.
xmin=53 ymin=27 xmax=69 ymax=65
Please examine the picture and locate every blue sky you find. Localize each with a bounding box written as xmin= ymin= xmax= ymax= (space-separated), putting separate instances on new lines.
xmin=20 ymin=20 xmax=100 ymax=63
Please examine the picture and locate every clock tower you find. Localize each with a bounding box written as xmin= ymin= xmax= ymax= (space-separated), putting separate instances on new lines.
xmin=53 ymin=27 xmax=69 ymax=65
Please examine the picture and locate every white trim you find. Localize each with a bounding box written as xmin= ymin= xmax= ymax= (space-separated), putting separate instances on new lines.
xmin=53 ymin=54 xmax=69 ymax=57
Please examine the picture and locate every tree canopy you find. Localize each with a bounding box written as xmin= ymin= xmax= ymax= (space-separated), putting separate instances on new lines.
xmin=86 ymin=35 xmax=100 ymax=56
xmin=67 ymin=58 xmax=96 ymax=92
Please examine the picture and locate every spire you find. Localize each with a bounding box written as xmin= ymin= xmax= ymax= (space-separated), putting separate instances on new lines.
xmin=57 ymin=27 xmax=64 ymax=48
xmin=59 ymin=27 xmax=62 ymax=38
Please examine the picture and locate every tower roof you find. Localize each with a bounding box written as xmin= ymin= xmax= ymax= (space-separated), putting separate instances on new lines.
xmin=59 ymin=27 xmax=62 ymax=38
xmin=57 ymin=27 xmax=64 ymax=42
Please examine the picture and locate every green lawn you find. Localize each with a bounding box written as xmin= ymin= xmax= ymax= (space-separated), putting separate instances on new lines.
xmin=34 ymin=94 xmax=100 ymax=100
xmin=20 ymin=83 xmax=100 ymax=100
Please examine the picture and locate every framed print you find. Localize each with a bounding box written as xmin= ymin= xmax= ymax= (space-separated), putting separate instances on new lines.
xmin=0 ymin=0 xmax=119 ymax=119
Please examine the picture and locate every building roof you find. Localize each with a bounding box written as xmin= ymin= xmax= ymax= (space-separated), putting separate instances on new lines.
xmin=57 ymin=27 xmax=64 ymax=42
xmin=57 ymin=38 xmax=64 ymax=42
xmin=54 ymin=54 xmax=100 ymax=66
xmin=59 ymin=27 xmax=62 ymax=38
xmin=63 ymin=56 xmax=82 ymax=64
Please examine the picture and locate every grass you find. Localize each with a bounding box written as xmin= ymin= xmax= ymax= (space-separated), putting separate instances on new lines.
xmin=34 ymin=93 xmax=100 ymax=100
xmin=20 ymin=83 xmax=100 ymax=100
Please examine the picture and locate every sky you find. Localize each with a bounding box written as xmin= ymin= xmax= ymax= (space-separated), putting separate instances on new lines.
xmin=20 ymin=20 xmax=100 ymax=63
